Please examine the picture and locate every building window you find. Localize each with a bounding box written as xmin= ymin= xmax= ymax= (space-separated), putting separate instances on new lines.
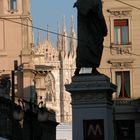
xmin=10 ymin=0 xmax=16 ymax=10
xmin=109 ymin=9 xmax=132 ymax=48
xmin=45 ymin=73 xmax=56 ymax=102
xmin=115 ymin=120 xmax=135 ymax=140
xmin=114 ymin=19 xmax=129 ymax=45
xmin=115 ymin=71 xmax=130 ymax=98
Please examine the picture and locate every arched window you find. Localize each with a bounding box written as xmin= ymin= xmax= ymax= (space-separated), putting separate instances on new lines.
xmin=10 ymin=0 xmax=16 ymax=10
xmin=45 ymin=73 xmax=55 ymax=102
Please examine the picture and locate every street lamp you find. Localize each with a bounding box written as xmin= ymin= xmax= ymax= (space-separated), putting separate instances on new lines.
xmin=37 ymin=101 xmax=48 ymax=122
xmin=13 ymin=99 xmax=24 ymax=121
xmin=13 ymin=98 xmax=48 ymax=122
xmin=10 ymin=60 xmax=58 ymax=140
xmin=12 ymin=98 xmax=49 ymax=140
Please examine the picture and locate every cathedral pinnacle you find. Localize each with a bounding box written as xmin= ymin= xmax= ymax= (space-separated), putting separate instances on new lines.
xmin=61 ymin=16 xmax=68 ymax=59
xmin=57 ymin=22 xmax=61 ymax=51
xmin=47 ymin=24 xmax=50 ymax=41
xmin=69 ymin=16 xmax=76 ymax=59
xmin=37 ymin=32 xmax=41 ymax=48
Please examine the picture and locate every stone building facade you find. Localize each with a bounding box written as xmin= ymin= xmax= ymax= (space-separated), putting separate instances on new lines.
xmin=31 ymin=16 xmax=76 ymax=122
xmin=100 ymin=0 xmax=140 ymax=139
xmin=102 ymin=0 xmax=140 ymax=99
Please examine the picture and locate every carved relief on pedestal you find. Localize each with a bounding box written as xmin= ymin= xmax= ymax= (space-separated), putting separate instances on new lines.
xmin=71 ymin=92 xmax=114 ymax=106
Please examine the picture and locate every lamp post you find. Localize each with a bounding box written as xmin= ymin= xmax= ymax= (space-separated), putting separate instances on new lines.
xmin=13 ymin=98 xmax=48 ymax=140
xmin=11 ymin=65 xmax=16 ymax=140
xmin=11 ymin=70 xmax=15 ymax=103
xmin=11 ymin=60 xmax=18 ymax=104
xmin=11 ymin=60 xmax=50 ymax=140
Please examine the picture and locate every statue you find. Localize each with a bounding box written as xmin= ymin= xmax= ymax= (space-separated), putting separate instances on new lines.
xmin=73 ymin=0 xmax=107 ymax=75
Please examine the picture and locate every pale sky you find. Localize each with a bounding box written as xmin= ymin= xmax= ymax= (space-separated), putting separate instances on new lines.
xmin=30 ymin=0 xmax=77 ymax=45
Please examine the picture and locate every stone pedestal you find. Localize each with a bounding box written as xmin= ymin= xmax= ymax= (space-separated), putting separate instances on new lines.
xmin=65 ymin=74 xmax=116 ymax=140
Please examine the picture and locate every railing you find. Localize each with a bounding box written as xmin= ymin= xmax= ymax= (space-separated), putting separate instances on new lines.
xmin=113 ymin=98 xmax=140 ymax=106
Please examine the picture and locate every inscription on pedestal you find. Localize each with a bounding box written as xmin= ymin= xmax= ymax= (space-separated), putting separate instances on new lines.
xmin=83 ymin=120 xmax=104 ymax=140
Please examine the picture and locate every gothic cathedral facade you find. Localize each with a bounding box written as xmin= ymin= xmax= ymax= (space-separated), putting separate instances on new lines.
xmin=0 ymin=0 xmax=76 ymax=123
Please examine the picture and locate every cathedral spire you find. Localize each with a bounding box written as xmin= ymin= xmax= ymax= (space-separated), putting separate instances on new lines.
xmin=69 ymin=16 xmax=76 ymax=59
xmin=57 ymin=22 xmax=61 ymax=51
xmin=32 ymin=33 xmax=35 ymax=44
xmin=37 ymin=31 xmax=41 ymax=48
xmin=47 ymin=24 xmax=50 ymax=41
xmin=61 ymin=16 xmax=68 ymax=59
xmin=62 ymin=16 xmax=66 ymax=32
xmin=71 ymin=16 xmax=75 ymax=33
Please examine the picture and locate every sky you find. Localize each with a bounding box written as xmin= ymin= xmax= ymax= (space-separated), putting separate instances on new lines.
xmin=30 ymin=0 xmax=77 ymax=45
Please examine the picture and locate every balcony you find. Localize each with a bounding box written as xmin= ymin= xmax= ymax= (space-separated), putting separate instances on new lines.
xmin=113 ymin=98 xmax=140 ymax=118
xmin=113 ymin=98 xmax=140 ymax=106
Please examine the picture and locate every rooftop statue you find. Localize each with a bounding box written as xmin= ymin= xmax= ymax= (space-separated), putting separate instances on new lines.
xmin=73 ymin=0 xmax=107 ymax=75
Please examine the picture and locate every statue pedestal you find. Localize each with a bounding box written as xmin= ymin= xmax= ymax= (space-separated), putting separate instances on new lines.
xmin=65 ymin=74 xmax=116 ymax=140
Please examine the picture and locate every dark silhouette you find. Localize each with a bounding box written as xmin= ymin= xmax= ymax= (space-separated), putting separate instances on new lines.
xmin=73 ymin=0 xmax=107 ymax=75
xmin=0 ymin=76 xmax=11 ymax=94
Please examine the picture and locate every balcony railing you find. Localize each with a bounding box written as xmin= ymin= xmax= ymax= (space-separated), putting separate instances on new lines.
xmin=113 ymin=98 xmax=140 ymax=106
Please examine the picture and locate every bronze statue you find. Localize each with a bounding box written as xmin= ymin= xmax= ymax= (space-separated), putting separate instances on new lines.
xmin=73 ymin=0 xmax=107 ymax=75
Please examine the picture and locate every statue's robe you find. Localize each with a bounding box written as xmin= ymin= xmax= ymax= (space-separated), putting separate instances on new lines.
xmin=76 ymin=0 xmax=107 ymax=68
